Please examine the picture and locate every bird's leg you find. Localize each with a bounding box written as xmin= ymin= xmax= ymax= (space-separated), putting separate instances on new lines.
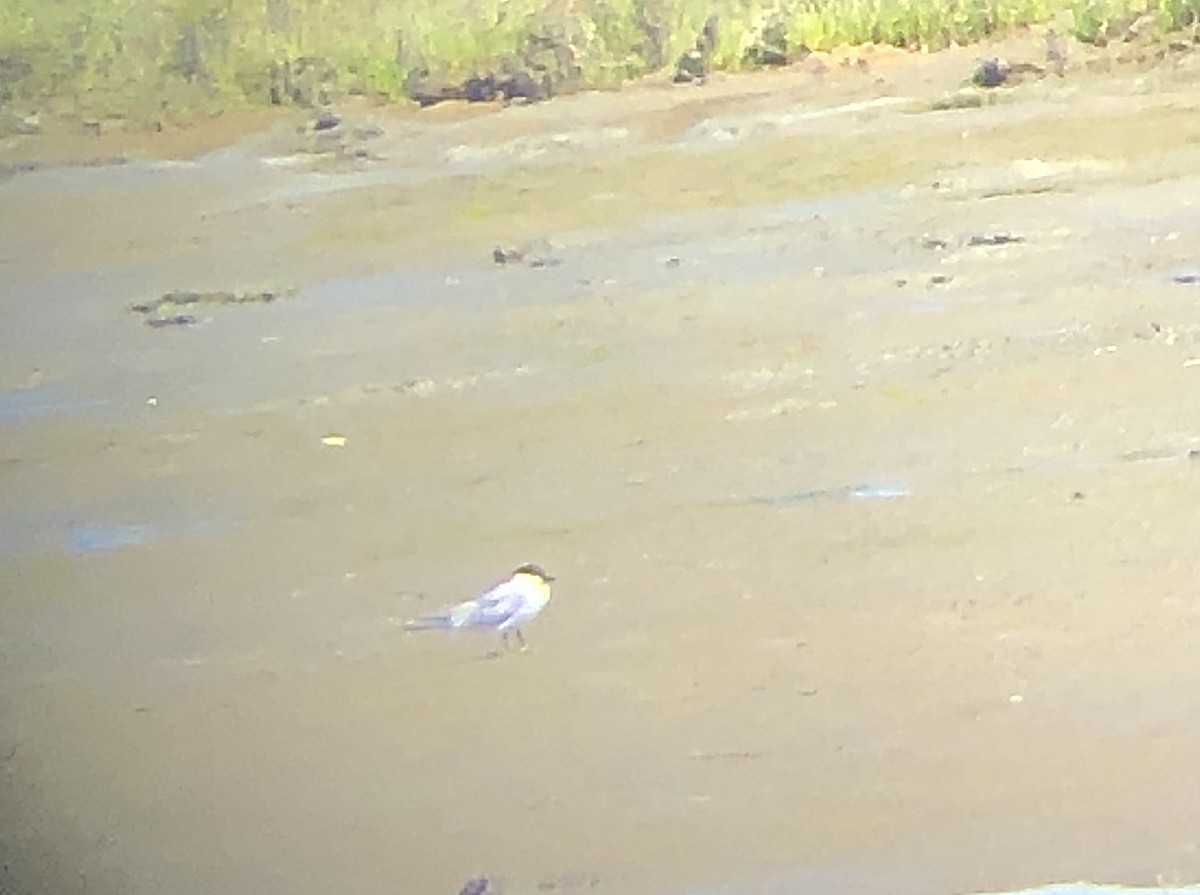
xmin=514 ymin=629 xmax=529 ymax=652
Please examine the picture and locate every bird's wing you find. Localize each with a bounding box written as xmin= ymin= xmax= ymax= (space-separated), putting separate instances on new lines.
xmin=450 ymin=579 xmax=528 ymax=628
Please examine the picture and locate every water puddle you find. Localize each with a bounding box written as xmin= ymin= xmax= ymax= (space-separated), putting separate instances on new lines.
xmin=759 ymin=482 xmax=911 ymax=506
xmin=0 ymin=383 xmax=108 ymax=424
xmin=718 ymin=481 xmax=911 ymax=509
xmin=67 ymin=523 xmax=153 ymax=554
xmin=0 ymin=513 xmax=230 ymax=560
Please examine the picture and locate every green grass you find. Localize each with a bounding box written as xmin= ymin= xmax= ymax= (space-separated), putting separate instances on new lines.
xmin=0 ymin=0 xmax=1196 ymax=119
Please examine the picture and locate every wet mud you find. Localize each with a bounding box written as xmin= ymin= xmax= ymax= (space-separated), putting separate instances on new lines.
xmin=1 ymin=34 xmax=1198 ymax=895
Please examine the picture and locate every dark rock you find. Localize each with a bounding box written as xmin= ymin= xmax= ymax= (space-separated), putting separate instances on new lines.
xmin=463 ymin=74 xmax=498 ymax=102
xmin=404 ymin=68 xmax=548 ymax=108
xmin=403 ymin=68 xmax=458 ymax=107
xmin=1172 ymin=273 xmax=1200 ymax=285
xmin=673 ymin=50 xmax=708 ymax=84
xmin=313 ymin=109 xmax=340 ymax=131
xmin=673 ymin=15 xmax=719 ymax=84
xmin=494 ymin=247 xmax=523 ymax=265
xmin=973 ymin=57 xmax=1045 ymax=87
xmin=973 ymin=57 xmax=1010 ymax=87
xmin=145 ymin=314 xmax=198 ymax=329
xmin=497 ymin=70 xmax=550 ymax=103
xmin=743 ymin=22 xmax=791 ymax=67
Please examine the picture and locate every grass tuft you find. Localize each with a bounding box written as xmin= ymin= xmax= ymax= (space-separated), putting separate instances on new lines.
xmin=0 ymin=0 xmax=1196 ymax=119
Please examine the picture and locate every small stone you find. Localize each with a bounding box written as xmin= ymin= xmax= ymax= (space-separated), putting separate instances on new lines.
xmin=313 ymin=110 xmax=340 ymax=131
xmin=973 ymin=58 xmax=1010 ymax=88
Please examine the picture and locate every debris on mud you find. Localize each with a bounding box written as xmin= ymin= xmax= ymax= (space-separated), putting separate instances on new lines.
xmin=968 ymin=231 xmax=1024 ymax=246
xmin=1172 ymin=273 xmax=1200 ymax=285
xmin=0 ymin=155 xmax=128 ymax=181
xmin=131 ymin=289 xmax=295 ymax=328
xmin=918 ymin=231 xmax=1023 ymax=251
xmin=144 ymin=314 xmax=199 ymax=329
xmin=457 ymin=878 xmax=498 ymax=895
xmin=405 ymin=68 xmax=552 ymax=108
xmin=928 ymin=91 xmax=986 ymax=111
xmin=972 ymin=57 xmax=1047 ymax=87
xmin=492 ymin=243 xmax=561 ymax=268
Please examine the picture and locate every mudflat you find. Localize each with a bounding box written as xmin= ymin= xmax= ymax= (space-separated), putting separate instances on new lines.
xmin=1 ymin=35 xmax=1198 ymax=895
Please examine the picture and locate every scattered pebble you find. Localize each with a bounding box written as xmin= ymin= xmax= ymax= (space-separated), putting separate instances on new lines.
xmin=457 ymin=879 xmax=493 ymax=895
xmin=320 ymin=434 xmax=347 ymax=447
xmin=968 ymin=231 xmax=1024 ymax=246
xmin=313 ymin=110 xmax=341 ymax=132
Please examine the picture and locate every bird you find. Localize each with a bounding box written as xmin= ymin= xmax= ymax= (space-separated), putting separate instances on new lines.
xmin=404 ymin=564 xmax=555 ymax=654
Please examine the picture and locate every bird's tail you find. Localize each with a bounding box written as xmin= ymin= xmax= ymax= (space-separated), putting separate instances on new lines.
xmin=403 ymin=614 xmax=456 ymax=631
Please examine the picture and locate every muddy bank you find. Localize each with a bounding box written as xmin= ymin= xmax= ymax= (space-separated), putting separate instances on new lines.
xmin=1 ymin=35 xmax=1198 ymax=895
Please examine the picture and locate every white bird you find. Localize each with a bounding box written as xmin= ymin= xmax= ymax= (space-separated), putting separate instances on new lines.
xmin=404 ymin=564 xmax=555 ymax=654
